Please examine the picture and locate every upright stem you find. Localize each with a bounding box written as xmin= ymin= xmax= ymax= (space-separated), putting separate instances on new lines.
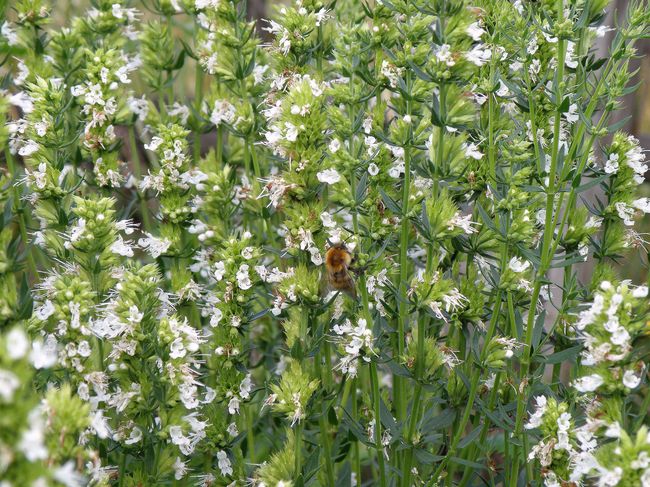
xmin=434 ymin=82 xmax=446 ymax=197
xmin=351 ymin=378 xmax=362 ymax=484
xmin=401 ymin=244 xmax=435 ymax=487
xmin=128 ymin=126 xmax=151 ymax=232
xmin=294 ymin=422 xmax=303 ymax=479
xmin=315 ymin=347 xmax=335 ymax=485
xmin=370 ymin=361 xmax=388 ymax=487
xmin=193 ymin=60 xmax=204 ymax=162
xmin=396 ymin=70 xmax=413 ymax=424
xmin=5 ymin=149 xmax=38 ymax=277
xmin=511 ymin=4 xmax=566 ymax=479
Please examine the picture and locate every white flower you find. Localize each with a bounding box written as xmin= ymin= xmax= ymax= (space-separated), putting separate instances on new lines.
xmin=495 ymin=80 xmax=510 ymax=98
xmin=633 ymin=198 xmax=650 ymax=214
xmin=138 ymin=233 xmax=172 ymax=258
xmin=466 ymin=22 xmax=485 ymax=41
xmin=598 ymin=467 xmax=623 ymax=486
xmin=91 ymin=410 xmax=111 ymax=439
xmin=19 ymin=139 xmax=39 ymax=156
xmin=610 ymin=326 xmax=630 ymax=346
xmin=110 ymin=236 xmax=135 ymax=257
xmin=614 ymin=202 xmax=635 ymax=226
xmin=525 ymin=396 xmax=547 ymax=429
xmin=604 ymin=153 xmax=619 ymax=174
xmin=623 ymin=370 xmax=641 ymax=389
xmin=77 ymin=340 xmax=92 ymax=357
xmin=449 ymin=213 xmax=479 ymax=234
xmin=173 ymin=457 xmax=188 ymax=480
xmin=226 ymin=422 xmax=238 ymax=437
xmin=317 ymin=168 xmax=342 ymax=185
xmin=228 ymin=396 xmax=240 ymax=414
xmin=9 ymin=91 xmax=34 ymax=113
xmin=168 ymin=103 xmax=190 ymax=125
xmin=169 ymin=338 xmax=187 ymax=359
xmin=144 ymin=136 xmax=163 ymax=152
xmin=466 ymin=44 xmax=492 ymax=66
xmin=124 ymin=426 xmax=143 ymax=445
xmin=463 ymin=142 xmax=483 ymax=160
xmin=0 ymin=370 xmax=20 ymax=401
xmin=566 ymin=103 xmax=579 ymax=123
xmin=18 ymin=409 xmax=48 ymax=461
xmin=236 ymin=264 xmax=252 ymax=290
xmin=30 ymin=336 xmax=58 ymax=369
xmin=210 ymin=100 xmax=236 ymax=126
xmin=591 ymin=25 xmax=614 ymax=38
xmin=53 ymin=462 xmax=85 ymax=487
xmin=285 ymin=122 xmax=299 ymax=142
xmin=35 ymin=300 xmax=55 ymax=321
xmin=573 ymin=374 xmax=604 ymax=392
xmin=329 ymin=138 xmax=341 ymax=153
xmin=6 ymin=328 xmax=29 ymax=359
xmin=128 ymin=95 xmax=149 ymax=121
xmin=434 ymin=44 xmax=455 ymax=66
xmin=253 ymin=64 xmax=269 ymax=84
xmin=509 ymin=257 xmax=530 ymax=273
xmin=368 ymin=163 xmax=380 ymax=176
xmin=196 ymin=0 xmax=220 ymax=9
xmin=213 ymin=261 xmax=226 ymax=281
xmin=2 ymin=22 xmax=18 ymax=45
xmin=332 ymin=318 xmax=374 ymax=378
xmin=217 ymin=450 xmax=233 ymax=476
xmin=15 ymin=59 xmax=29 ymax=86
xmin=565 ymin=41 xmax=578 ymax=69
xmin=240 ymin=374 xmax=253 ymax=399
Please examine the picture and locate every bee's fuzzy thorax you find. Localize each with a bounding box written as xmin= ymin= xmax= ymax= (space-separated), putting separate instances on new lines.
xmin=325 ymin=245 xmax=352 ymax=269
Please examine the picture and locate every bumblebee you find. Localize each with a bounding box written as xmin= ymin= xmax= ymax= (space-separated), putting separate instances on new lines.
xmin=324 ymin=243 xmax=357 ymax=298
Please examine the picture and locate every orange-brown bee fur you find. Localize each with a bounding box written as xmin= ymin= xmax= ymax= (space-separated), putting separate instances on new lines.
xmin=324 ymin=243 xmax=357 ymax=298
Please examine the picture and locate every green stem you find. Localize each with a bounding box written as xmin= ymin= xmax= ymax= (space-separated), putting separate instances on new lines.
xmin=193 ymin=60 xmax=204 ymax=162
xmin=351 ymin=378 xmax=362 ymax=485
xmin=246 ymin=404 xmax=256 ymax=462
xmin=402 ymin=245 xmax=435 ymax=487
xmin=396 ymin=71 xmax=413 ymax=424
xmin=487 ymin=59 xmax=497 ymax=181
xmin=434 ymin=82 xmax=446 ymax=197
xmin=294 ymin=422 xmax=303 ymax=479
xmin=458 ymin=373 xmax=502 ymax=487
xmin=128 ymin=126 xmax=152 ymax=232
xmin=511 ymin=4 xmax=567 ymax=478
xmin=432 ymin=290 xmax=504 ymax=485
xmin=315 ymin=348 xmax=335 ymax=486
xmin=370 ymin=361 xmax=388 ymax=487
xmin=6 ymin=149 xmax=38 ymax=277
xmin=216 ymin=125 xmax=223 ymax=166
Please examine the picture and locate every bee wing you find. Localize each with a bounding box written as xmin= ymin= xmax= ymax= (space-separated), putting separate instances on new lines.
xmin=319 ymin=268 xmax=332 ymax=298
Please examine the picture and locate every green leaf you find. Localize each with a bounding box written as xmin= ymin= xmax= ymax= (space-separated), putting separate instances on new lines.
xmin=379 ymin=189 xmax=402 ymax=215
xmin=448 ymin=457 xmax=487 ymax=469
xmin=355 ymin=172 xmax=369 ymax=204
xmin=607 ymin=116 xmax=632 ymax=134
xmin=421 ymin=409 xmax=455 ymax=431
xmin=476 ymin=202 xmax=501 ymax=237
xmin=458 ymin=426 xmax=481 ymax=449
xmin=544 ymin=345 xmax=582 ymax=364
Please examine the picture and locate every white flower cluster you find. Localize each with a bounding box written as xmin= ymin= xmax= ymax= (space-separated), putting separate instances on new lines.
xmin=140 ymin=125 xmax=207 ymax=195
xmin=573 ymin=281 xmax=646 ymax=394
xmin=527 ymin=394 xmax=650 ymax=485
xmin=71 ymin=51 xmax=140 ymax=186
xmin=332 ymin=318 xmax=374 ymax=378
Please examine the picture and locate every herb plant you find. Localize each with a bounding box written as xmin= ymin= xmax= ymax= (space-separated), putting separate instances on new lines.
xmin=1 ymin=0 xmax=650 ymax=485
